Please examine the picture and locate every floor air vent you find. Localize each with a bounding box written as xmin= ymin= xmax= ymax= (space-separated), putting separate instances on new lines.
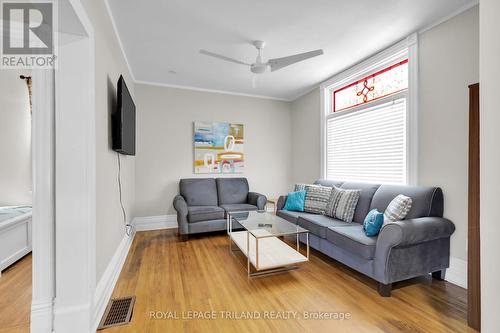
xmin=97 ymin=296 xmax=136 ymax=330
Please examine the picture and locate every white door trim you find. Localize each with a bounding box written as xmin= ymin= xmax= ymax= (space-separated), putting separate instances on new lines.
xmin=31 ymin=0 xmax=96 ymax=332
xmin=31 ymin=69 xmax=56 ymax=333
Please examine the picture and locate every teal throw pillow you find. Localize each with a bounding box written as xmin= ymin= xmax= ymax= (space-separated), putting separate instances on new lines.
xmin=363 ymin=209 xmax=384 ymax=237
xmin=284 ymin=190 xmax=306 ymax=212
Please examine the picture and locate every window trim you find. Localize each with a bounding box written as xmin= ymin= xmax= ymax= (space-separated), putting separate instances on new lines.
xmin=320 ymin=33 xmax=418 ymax=185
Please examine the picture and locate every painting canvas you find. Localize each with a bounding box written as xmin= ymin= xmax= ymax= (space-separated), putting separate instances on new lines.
xmin=194 ymin=121 xmax=244 ymax=174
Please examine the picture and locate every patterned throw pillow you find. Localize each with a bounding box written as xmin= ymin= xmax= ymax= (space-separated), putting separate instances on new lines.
xmin=384 ymin=194 xmax=413 ymax=223
xmin=325 ymin=186 xmax=361 ymax=223
xmin=297 ymin=184 xmax=332 ymax=214
xmin=294 ymin=183 xmax=307 ymax=192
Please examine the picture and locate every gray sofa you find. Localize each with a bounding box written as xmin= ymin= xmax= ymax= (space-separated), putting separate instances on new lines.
xmin=173 ymin=178 xmax=267 ymax=240
xmin=277 ymin=179 xmax=455 ymax=296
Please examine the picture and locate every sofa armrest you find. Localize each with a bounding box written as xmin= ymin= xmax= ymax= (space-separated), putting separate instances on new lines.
xmin=173 ymin=195 xmax=189 ymax=235
xmin=377 ymin=217 xmax=455 ymax=248
xmin=373 ymin=217 xmax=455 ymax=283
xmin=277 ymin=195 xmax=288 ymax=211
xmin=248 ymin=192 xmax=267 ymax=210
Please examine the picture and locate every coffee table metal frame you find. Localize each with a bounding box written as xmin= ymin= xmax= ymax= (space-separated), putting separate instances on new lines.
xmin=227 ymin=211 xmax=309 ymax=277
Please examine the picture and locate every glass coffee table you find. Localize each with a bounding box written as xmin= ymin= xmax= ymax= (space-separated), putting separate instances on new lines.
xmin=227 ymin=211 xmax=309 ymax=277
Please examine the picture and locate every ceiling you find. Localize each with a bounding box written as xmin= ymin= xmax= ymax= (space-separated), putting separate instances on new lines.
xmin=107 ymin=0 xmax=477 ymax=101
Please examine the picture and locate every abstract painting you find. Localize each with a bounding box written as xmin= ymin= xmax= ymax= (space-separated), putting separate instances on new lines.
xmin=194 ymin=121 xmax=244 ymax=174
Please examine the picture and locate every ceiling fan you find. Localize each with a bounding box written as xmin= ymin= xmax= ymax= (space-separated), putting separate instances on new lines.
xmin=200 ymin=40 xmax=324 ymax=74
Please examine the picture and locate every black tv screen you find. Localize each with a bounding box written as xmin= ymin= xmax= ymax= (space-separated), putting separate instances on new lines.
xmin=113 ymin=75 xmax=136 ymax=155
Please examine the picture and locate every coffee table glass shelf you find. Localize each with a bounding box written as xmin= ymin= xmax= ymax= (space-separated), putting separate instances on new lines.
xmin=227 ymin=211 xmax=309 ymax=277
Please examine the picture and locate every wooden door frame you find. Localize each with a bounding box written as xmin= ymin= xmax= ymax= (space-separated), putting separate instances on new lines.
xmin=468 ymin=82 xmax=480 ymax=331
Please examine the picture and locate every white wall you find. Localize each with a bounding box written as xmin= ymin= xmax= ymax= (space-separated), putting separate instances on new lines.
xmin=134 ymin=84 xmax=293 ymax=217
xmin=418 ymin=6 xmax=478 ymax=274
xmin=290 ymin=7 xmax=479 ymax=285
xmin=0 ymin=70 xmax=32 ymax=205
xmin=81 ymin=0 xmax=136 ymax=282
xmin=291 ymin=88 xmax=321 ymax=184
xmin=480 ymin=0 xmax=500 ymax=331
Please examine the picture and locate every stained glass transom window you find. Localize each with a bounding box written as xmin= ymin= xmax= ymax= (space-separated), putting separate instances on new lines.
xmin=333 ymin=59 xmax=408 ymax=113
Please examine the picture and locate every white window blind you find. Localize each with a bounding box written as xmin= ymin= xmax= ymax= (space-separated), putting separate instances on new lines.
xmin=326 ymin=98 xmax=407 ymax=184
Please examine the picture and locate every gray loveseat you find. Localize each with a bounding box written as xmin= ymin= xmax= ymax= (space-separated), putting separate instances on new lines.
xmin=277 ymin=179 xmax=455 ymax=296
xmin=173 ymin=178 xmax=266 ymax=240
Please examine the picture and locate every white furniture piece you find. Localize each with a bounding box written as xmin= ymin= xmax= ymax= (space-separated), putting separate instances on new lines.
xmin=0 ymin=206 xmax=32 ymax=276
xmin=228 ymin=211 xmax=309 ymax=277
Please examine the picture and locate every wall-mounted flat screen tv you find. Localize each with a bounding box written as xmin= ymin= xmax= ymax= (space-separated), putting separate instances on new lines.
xmin=112 ymin=75 xmax=135 ymax=155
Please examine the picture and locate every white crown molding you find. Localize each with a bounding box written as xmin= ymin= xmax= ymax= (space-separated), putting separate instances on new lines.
xmin=104 ymin=1 xmax=477 ymax=104
xmin=418 ymin=1 xmax=479 ymax=34
xmin=135 ymin=80 xmax=292 ymax=102
xmin=445 ymin=257 xmax=467 ymax=289
xmin=133 ymin=215 xmax=178 ymax=231
xmin=291 ymin=85 xmax=320 ymax=102
xmin=103 ymin=0 xmax=136 ymax=81
xmin=92 ymin=232 xmax=135 ymax=332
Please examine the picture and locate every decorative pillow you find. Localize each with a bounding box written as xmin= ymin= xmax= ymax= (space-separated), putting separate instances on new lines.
xmin=363 ymin=209 xmax=384 ymax=237
xmin=294 ymin=183 xmax=307 ymax=192
xmin=303 ymin=184 xmax=332 ymax=214
xmin=283 ymin=190 xmax=306 ymax=212
xmin=384 ymin=194 xmax=413 ymax=223
xmin=325 ymin=186 xmax=361 ymax=223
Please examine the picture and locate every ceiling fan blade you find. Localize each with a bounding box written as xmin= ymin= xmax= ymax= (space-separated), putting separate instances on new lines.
xmin=268 ymin=49 xmax=324 ymax=72
xmin=200 ymin=49 xmax=250 ymax=66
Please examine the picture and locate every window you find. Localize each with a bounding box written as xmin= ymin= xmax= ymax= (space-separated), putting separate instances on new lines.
xmin=322 ymin=37 xmax=416 ymax=185
xmin=333 ymin=59 xmax=408 ymax=113
xmin=326 ymin=98 xmax=407 ymax=184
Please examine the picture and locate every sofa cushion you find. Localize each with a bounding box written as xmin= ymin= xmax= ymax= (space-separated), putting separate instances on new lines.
xmin=340 ymin=182 xmax=381 ymax=223
xmin=276 ymin=210 xmax=317 ymax=224
xmin=370 ymin=185 xmax=443 ymax=218
xmin=298 ymin=215 xmax=357 ymax=239
xmin=216 ymin=178 xmax=249 ymax=204
xmin=220 ymin=203 xmax=258 ymax=213
xmin=326 ymin=225 xmax=377 ymax=260
xmin=180 ymin=178 xmax=218 ymax=206
xmin=187 ymin=206 xmax=225 ymax=223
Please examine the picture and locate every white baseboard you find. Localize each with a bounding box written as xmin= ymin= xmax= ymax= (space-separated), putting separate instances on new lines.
xmin=92 ymin=232 xmax=135 ymax=331
xmin=30 ymin=300 xmax=53 ymax=333
xmin=54 ymin=302 xmax=92 ymax=333
xmin=445 ymin=257 xmax=467 ymax=289
xmin=132 ymin=215 xmax=178 ymax=231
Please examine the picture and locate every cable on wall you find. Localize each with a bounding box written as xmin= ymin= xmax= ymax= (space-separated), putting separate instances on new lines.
xmin=117 ymin=152 xmax=133 ymax=236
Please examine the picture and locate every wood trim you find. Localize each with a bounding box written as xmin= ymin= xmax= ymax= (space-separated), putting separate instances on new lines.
xmin=468 ymin=82 xmax=480 ymax=331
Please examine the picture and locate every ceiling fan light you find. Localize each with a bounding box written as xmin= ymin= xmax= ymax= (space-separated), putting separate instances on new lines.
xmin=250 ymin=64 xmax=267 ymax=74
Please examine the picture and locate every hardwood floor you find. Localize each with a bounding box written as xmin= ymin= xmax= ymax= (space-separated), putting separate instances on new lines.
xmin=0 ymin=254 xmax=31 ymax=333
xmin=106 ymin=230 xmax=477 ymax=333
